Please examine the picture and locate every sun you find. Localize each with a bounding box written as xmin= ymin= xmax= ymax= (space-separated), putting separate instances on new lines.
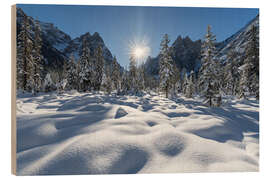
xmin=128 ymin=36 xmax=151 ymax=64
xmin=132 ymin=46 xmax=148 ymax=59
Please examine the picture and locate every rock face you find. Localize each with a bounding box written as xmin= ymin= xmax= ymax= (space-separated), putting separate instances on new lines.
xmin=144 ymin=36 xmax=201 ymax=76
xmin=216 ymin=15 xmax=259 ymax=63
xmin=171 ymin=36 xmax=202 ymax=72
xmin=17 ymin=8 xmax=71 ymax=69
xmin=63 ymin=32 xmax=113 ymax=64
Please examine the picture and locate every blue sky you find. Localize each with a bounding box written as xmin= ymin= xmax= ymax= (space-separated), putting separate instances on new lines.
xmin=18 ymin=4 xmax=258 ymax=67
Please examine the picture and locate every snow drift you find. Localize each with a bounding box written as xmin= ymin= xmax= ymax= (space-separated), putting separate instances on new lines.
xmin=16 ymin=92 xmax=259 ymax=175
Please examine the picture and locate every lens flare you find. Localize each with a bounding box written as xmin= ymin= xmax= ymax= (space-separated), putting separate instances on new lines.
xmin=128 ymin=36 xmax=151 ymax=65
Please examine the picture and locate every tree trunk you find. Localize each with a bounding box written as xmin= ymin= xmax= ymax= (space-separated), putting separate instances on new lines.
xmin=166 ymin=86 xmax=168 ymax=98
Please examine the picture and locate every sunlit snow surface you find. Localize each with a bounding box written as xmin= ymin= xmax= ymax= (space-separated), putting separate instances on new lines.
xmin=16 ymin=91 xmax=259 ymax=175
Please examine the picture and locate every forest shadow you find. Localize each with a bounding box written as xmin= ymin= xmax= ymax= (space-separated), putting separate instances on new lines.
xmin=192 ymin=105 xmax=259 ymax=143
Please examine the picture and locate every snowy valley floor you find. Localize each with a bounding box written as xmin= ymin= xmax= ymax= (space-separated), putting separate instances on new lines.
xmin=16 ymin=91 xmax=259 ymax=175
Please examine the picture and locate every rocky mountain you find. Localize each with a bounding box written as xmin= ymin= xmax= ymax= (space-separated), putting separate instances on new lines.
xmin=63 ymin=32 xmax=113 ymax=64
xmin=216 ymin=15 xmax=259 ymax=63
xmin=144 ymin=15 xmax=259 ymax=77
xmin=144 ymin=36 xmax=201 ymax=76
xmin=171 ymin=36 xmax=201 ymax=71
xmin=16 ymin=8 xmax=114 ymax=70
xmin=17 ymin=8 xmax=71 ymax=69
xmin=17 ymin=7 xmax=258 ymax=77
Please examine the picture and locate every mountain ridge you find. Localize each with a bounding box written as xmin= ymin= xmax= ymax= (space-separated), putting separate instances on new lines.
xmin=17 ymin=7 xmax=258 ymax=75
xmin=144 ymin=14 xmax=258 ymax=76
xmin=16 ymin=8 xmax=115 ymax=70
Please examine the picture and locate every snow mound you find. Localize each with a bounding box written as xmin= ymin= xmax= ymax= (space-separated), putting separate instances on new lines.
xmin=16 ymin=100 xmax=24 ymax=113
xmin=17 ymin=134 xmax=150 ymax=175
xmin=16 ymin=93 xmax=259 ymax=175
xmin=106 ymin=145 xmax=149 ymax=174
xmin=154 ymin=132 xmax=186 ymax=156
xmin=115 ymin=107 xmax=128 ymax=119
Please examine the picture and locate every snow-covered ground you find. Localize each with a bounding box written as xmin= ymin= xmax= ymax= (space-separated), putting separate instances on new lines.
xmin=16 ymin=91 xmax=259 ymax=175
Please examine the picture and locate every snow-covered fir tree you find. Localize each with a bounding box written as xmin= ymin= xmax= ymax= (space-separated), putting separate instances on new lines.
xmin=181 ymin=72 xmax=188 ymax=95
xmin=238 ymin=63 xmax=249 ymax=99
xmin=67 ymin=54 xmax=78 ymax=90
xmin=102 ymin=65 xmax=112 ymax=94
xmin=129 ymin=56 xmax=139 ymax=93
xmin=159 ymin=34 xmax=175 ymax=98
xmin=171 ymin=61 xmax=180 ymax=96
xmin=17 ymin=14 xmax=34 ymax=93
xmin=32 ymin=20 xmax=44 ymax=94
xmin=179 ymin=68 xmax=187 ymax=94
xmin=57 ymin=60 xmax=68 ymax=93
xmin=242 ymin=25 xmax=259 ymax=99
xmin=62 ymin=60 xmax=68 ymax=82
xmin=185 ymin=71 xmax=195 ymax=98
xmin=199 ymin=25 xmax=221 ymax=106
xmin=57 ymin=78 xmax=68 ymax=94
xmin=120 ymin=69 xmax=130 ymax=94
xmin=111 ymin=56 xmax=121 ymax=92
xmin=137 ymin=64 xmax=146 ymax=92
xmin=78 ymin=38 xmax=92 ymax=92
xmin=75 ymin=59 xmax=81 ymax=91
xmin=223 ymin=50 xmax=240 ymax=95
xmin=93 ymin=46 xmax=105 ymax=91
xmin=43 ymin=73 xmax=56 ymax=92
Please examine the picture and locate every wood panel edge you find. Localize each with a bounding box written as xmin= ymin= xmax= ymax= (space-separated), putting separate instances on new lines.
xmin=11 ymin=4 xmax=17 ymax=175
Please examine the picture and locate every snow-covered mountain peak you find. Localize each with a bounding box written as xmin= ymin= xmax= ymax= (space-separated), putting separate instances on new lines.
xmin=17 ymin=8 xmax=115 ymax=69
xmin=216 ymin=15 xmax=259 ymax=62
xmin=63 ymin=31 xmax=113 ymax=62
xmin=144 ymin=14 xmax=258 ymax=76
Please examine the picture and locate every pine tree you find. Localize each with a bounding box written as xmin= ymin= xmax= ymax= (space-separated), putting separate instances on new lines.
xmin=78 ymin=37 xmax=92 ymax=92
xmin=102 ymin=65 xmax=112 ymax=94
xmin=244 ymin=25 xmax=259 ymax=99
xmin=185 ymin=71 xmax=195 ymax=98
xmin=32 ymin=20 xmax=44 ymax=94
xmin=182 ymin=72 xmax=188 ymax=95
xmin=238 ymin=25 xmax=259 ymax=99
xmin=44 ymin=73 xmax=56 ymax=92
xmin=120 ymin=69 xmax=130 ymax=94
xmin=57 ymin=60 xmax=68 ymax=93
xmin=179 ymin=68 xmax=187 ymax=93
xmin=223 ymin=50 xmax=240 ymax=95
xmin=223 ymin=62 xmax=233 ymax=95
xmin=137 ymin=64 xmax=146 ymax=92
xmin=57 ymin=60 xmax=68 ymax=85
xmin=238 ymin=63 xmax=249 ymax=99
xmin=67 ymin=54 xmax=78 ymax=90
xmin=159 ymin=34 xmax=175 ymax=98
xmin=93 ymin=46 xmax=104 ymax=91
xmin=17 ymin=14 xmax=34 ymax=93
xmin=129 ymin=56 xmax=138 ymax=93
xmin=171 ymin=61 xmax=180 ymax=96
xmin=76 ymin=59 xmax=81 ymax=91
xmin=111 ymin=56 xmax=121 ymax=92
xmin=199 ymin=25 xmax=221 ymax=106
